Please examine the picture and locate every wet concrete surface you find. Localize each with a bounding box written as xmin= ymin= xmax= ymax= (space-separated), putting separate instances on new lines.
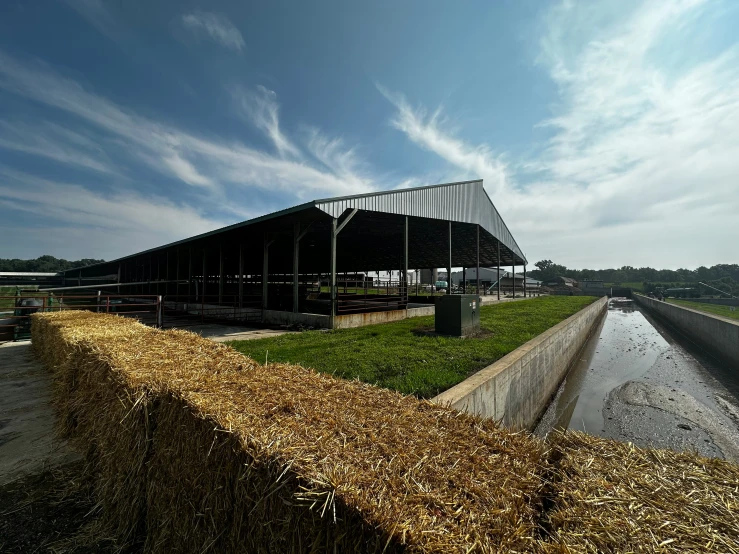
xmin=535 ymin=298 xmax=739 ymax=462
xmin=0 ymin=342 xmax=78 ymax=485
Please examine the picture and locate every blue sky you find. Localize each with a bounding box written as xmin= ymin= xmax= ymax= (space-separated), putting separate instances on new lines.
xmin=1 ymin=0 xmax=738 ymax=269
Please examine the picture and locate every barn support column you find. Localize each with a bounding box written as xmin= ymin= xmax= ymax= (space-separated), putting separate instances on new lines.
xmin=238 ymin=244 xmax=244 ymax=309
xmin=447 ymin=221 xmax=452 ymax=295
xmin=262 ymin=236 xmax=274 ymax=310
xmin=202 ymin=249 xmax=207 ymax=300
xmin=166 ymin=252 xmax=170 ymax=297
xmin=218 ymin=245 xmax=224 ymax=305
xmin=330 ymin=218 xmax=337 ymax=322
xmin=403 ymin=216 xmax=409 ymax=306
xmin=331 ymin=208 xmax=358 ymax=325
xmin=188 ymin=248 xmax=193 ymax=299
xmin=292 ymin=223 xmax=313 ymax=313
xmin=176 ymin=249 xmax=181 ymax=298
xmin=512 ymin=261 xmax=516 ymax=298
xmin=293 ymin=223 xmax=300 ymax=313
xmin=476 ymin=226 xmax=480 ymax=296
xmin=524 ymin=264 xmax=527 ymax=298
xmin=497 ymin=240 xmax=501 ymax=301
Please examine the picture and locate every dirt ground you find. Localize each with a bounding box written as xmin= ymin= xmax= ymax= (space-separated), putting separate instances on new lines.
xmin=0 ymin=341 xmax=134 ymax=552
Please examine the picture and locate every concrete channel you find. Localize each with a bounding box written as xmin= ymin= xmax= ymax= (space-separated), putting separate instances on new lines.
xmin=535 ymin=297 xmax=739 ymax=462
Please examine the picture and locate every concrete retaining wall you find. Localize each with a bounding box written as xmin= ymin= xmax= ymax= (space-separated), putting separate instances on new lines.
xmin=433 ymin=296 xmax=608 ymax=430
xmin=262 ymin=309 xmax=330 ymax=329
xmin=333 ymin=305 xmax=435 ymax=329
xmin=634 ymin=294 xmax=739 ymax=366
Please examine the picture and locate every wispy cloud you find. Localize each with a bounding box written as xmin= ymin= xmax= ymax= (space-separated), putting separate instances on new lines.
xmin=0 ymin=120 xmax=113 ymax=173
xmin=0 ymin=167 xmax=227 ymax=258
xmin=377 ymin=85 xmax=509 ymax=195
xmin=181 ymin=11 xmax=245 ymax=52
xmin=0 ymin=50 xmax=377 ymax=199
xmin=379 ymin=0 xmax=739 ymax=268
xmin=232 ymin=85 xmax=301 ymax=158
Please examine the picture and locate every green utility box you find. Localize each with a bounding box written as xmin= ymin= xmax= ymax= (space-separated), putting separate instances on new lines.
xmin=435 ymin=294 xmax=481 ymax=337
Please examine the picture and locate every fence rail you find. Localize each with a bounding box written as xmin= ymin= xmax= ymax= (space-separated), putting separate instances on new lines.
xmin=0 ymin=294 xmax=162 ymax=341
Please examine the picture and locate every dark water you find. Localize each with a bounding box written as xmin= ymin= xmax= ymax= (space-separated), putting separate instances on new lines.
xmin=534 ymin=298 xmax=739 ymax=460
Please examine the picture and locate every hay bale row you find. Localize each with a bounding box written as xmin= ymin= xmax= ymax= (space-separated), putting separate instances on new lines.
xmin=536 ymin=430 xmax=739 ymax=553
xmin=32 ymin=311 xmax=544 ymax=553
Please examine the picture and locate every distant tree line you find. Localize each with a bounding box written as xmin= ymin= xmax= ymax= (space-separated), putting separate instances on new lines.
xmin=530 ymin=261 xmax=739 ymax=296
xmin=0 ymin=255 xmax=105 ymax=273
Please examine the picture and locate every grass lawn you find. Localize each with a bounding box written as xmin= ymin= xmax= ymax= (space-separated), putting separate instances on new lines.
xmin=667 ymin=299 xmax=739 ymax=321
xmin=604 ymin=282 xmax=644 ymax=291
xmin=228 ymin=296 xmax=597 ymax=398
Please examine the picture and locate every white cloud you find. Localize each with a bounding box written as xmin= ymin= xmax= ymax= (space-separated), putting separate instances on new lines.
xmin=0 ymin=168 xmax=227 ymax=259
xmin=377 ymin=85 xmax=509 ymax=195
xmin=0 ymin=51 xmax=377 ymax=199
xmin=232 ymin=85 xmax=301 ymax=158
xmin=0 ymin=120 xmax=113 ymax=173
xmin=380 ymin=0 xmax=739 ymax=269
xmin=181 ymin=11 xmax=245 ymax=52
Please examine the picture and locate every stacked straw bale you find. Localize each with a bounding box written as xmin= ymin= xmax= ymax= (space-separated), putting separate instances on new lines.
xmin=32 ymin=312 xmax=739 ymax=552
xmin=536 ymin=430 xmax=739 ymax=553
xmin=32 ymin=311 xmax=544 ymax=553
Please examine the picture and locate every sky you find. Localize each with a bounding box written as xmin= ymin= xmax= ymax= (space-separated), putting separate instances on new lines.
xmin=1 ymin=0 xmax=738 ymax=270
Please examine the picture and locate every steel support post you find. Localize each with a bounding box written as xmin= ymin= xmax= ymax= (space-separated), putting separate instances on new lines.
xmin=238 ymin=244 xmax=244 ymax=309
xmin=404 ymin=216 xmax=409 ymax=305
xmin=512 ymin=262 xmax=515 ymax=298
xmin=330 ymin=218 xmax=337 ymax=322
xmin=188 ymin=249 xmax=193 ymax=299
xmin=293 ymin=223 xmax=300 ymax=313
xmin=462 ymin=268 xmax=466 ymax=293
xmin=497 ymin=241 xmax=501 ymax=301
xmin=262 ymin=237 xmax=269 ymax=310
xmin=524 ymin=264 xmax=527 ymax=298
xmin=166 ymin=252 xmax=170 ymax=297
xmin=202 ymin=249 xmax=207 ymax=300
xmin=476 ymin=226 xmax=480 ymax=296
xmin=218 ymin=245 xmax=224 ymax=305
xmin=176 ymin=249 xmax=181 ymax=298
xmin=447 ymin=221 xmax=452 ymax=295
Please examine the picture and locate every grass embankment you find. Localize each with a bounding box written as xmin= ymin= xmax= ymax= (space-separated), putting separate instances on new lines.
xmin=667 ymin=298 xmax=739 ymax=321
xmin=604 ymin=281 xmax=644 ymax=291
xmin=228 ymin=296 xmax=596 ymax=398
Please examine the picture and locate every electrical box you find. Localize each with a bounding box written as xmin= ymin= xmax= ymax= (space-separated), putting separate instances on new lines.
xmin=435 ymin=294 xmax=481 ymax=337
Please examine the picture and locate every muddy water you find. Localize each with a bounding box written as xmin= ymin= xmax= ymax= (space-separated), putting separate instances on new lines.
xmin=535 ymin=298 xmax=739 ymax=462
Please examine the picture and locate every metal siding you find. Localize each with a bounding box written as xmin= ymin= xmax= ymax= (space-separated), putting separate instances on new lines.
xmin=316 ymin=180 xmax=525 ymax=263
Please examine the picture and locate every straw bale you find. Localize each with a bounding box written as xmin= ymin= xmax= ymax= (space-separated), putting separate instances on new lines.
xmin=31 ymin=312 xmax=160 ymax=544
xmin=535 ymin=430 xmax=739 ymax=553
xmin=33 ymin=312 xmax=739 ymax=552
xmin=32 ymin=312 xmax=545 ymax=552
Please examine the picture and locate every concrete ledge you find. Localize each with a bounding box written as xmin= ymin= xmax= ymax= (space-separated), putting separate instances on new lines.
xmin=262 ymin=309 xmax=330 ymax=329
xmin=634 ymin=294 xmax=739 ymax=367
xmin=432 ymin=296 xmax=608 ymax=430
xmin=333 ymin=305 xmax=434 ymax=329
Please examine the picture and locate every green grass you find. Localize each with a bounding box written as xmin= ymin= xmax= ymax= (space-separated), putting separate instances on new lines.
xmin=227 ymin=296 xmax=597 ymax=398
xmin=0 ymin=286 xmax=40 ymax=310
xmin=667 ymin=299 xmax=739 ymax=321
xmin=604 ymin=282 xmax=644 ymax=291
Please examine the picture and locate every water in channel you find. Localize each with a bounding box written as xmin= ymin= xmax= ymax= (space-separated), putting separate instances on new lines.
xmin=534 ymin=297 xmax=739 ymax=462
